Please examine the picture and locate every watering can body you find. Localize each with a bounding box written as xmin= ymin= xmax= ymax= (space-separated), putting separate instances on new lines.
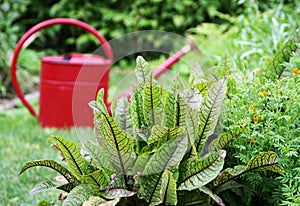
xmin=39 ymin=53 xmax=111 ymax=128
xmin=11 ymin=18 xmax=113 ymax=128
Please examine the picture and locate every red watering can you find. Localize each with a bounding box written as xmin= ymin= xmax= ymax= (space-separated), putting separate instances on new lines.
xmin=11 ymin=18 xmax=113 ymax=128
xmin=11 ymin=18 xmax=195 ymax=129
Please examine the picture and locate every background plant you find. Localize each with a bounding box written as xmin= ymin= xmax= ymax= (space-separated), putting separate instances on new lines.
xmin=0 ymin=0 xmax=30 ymax=97
xmin=220 ymin=39 xmax=300 ymax=205
xmin=189 ymin=0 xmax=300 ymax=70
xmin=1 ymin=0 xmax=296 ymax=98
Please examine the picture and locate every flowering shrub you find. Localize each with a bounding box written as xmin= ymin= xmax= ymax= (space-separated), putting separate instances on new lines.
xmin=222 ymin=56 xmax=300 ymax=205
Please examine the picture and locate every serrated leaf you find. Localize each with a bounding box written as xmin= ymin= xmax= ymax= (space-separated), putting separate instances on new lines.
xmin=140 ymin=172 xmax=163 ymax=205
xmin=48 ymin=136 xmax=94 ymax=178
xmin=94 ymin=88 xmax=109 ymax=115
xmin=82 ymin=169 xmax=110 ymax=189
xmin=114 ymin=97 xmax=133 ymax=136
xmin=161 ymin=170 xmax=177 ymax=206
xmin=19 ymin=160 xmax=76 ymax=182
xmin=213 ymin=53 xmax=234 ymax=79
xmin=208 ymin=132 xmax=236 ymax=152
xmin=147 ymin=125 xmax=182 ymax=145
xmin=195 ymin=77 xmax=227 ymax=153
xmin=30 ymin=181 xmax=58 ymax=195
xmin=132 ymin=153 xmax=151 ymax=174
xmin=83 ymin=196 xmax=106 ymax=206
xmin=262 ymin=29 xmax=300 ymax=80
xmin=178 ymin=150 xmax=226 ymax=191
xmin=143 ymin=77 xmax=163 ymax=126
xmin=135 ymin=56 xmax=152 ymax=85
xmin=63 ymin=184 xmax=94 ymax=206
xmin=144 ymin=132 xmax=188 ymax=175
xmin=164 ymin=90 xmax=178 ymax=128
xmin=91 ymin=101 xmax=136 ymax=175
xmin=185 ymin=108 xmax=199 ymax=147
xmin=199 ymin=186 xmax=225 ymax=206
xmin=177 ymin=189 xmax=210 ymax=206
xmin=57 ymin=182 xmax=80 ymax=193
xmin=83 ymin=142 xmax=110 ymax=172
xmin=215 ymin=151 xmax=285 ymax=186
xmin=182 ymin=88 xmax=202 ymax=109
xmin=105 ymin=188 xmax=135 ymax=199
xmin=140 ymin=135 xmax=188 ymax=205
xmin=130 ymin=86 xmax=147 ymax=130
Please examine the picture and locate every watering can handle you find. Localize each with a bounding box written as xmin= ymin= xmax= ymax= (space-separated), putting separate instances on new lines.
xmin=11 ymin=18 xmax=113 ymax=117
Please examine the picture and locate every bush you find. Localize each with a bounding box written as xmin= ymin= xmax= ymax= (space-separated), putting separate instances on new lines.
xmin=0 ymin=0 xmax=30 ymax=97
xmin=221 ymin=41 xmax=300 ymax=205
xmin=19 ymin=0 xmax=277 ymax=54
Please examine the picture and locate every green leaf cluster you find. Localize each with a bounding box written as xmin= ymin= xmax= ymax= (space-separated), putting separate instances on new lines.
xmin=19 ymin=57 xmax=283 ymax=205
xmin=222 ymin=41 xmax=300 ymax=205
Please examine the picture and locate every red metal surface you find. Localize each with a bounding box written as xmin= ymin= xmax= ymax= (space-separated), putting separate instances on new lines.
xmin=39 ymin=53 xmax=110 ymax=128
xmin=11 ymin=18 xmax=113 ymax=128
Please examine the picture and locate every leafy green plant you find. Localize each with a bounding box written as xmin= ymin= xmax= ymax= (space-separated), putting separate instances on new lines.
xmin=222 ymin=42 xmax=300 ymax=205
xmin=19 ymin=57 xmax=283 ymax=205
xmin=260 ymin=29 xmax=300 ymax=81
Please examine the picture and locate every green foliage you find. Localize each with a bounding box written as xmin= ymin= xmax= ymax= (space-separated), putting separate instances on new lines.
xmin=189 ymin=0 xmax=300 ymax=70
xmin=19 ymin=57 xmax=283 ymax=205
xmin=215 ymin=151 xmax=284 ymax=186
xmin=16 ymin=0 xmax=278 ymax=61
xmin=24 ymin=0 xmax=221 ymax=52
xmin=0 ymin=0 xmax=30 ymax=97
xmin=178 ymin=150 xmax=226 ymax=191
xmin=222 ymin=47 xmax=300 ymax=205
xmin=261 ymin=30 xmax=300 ymax=80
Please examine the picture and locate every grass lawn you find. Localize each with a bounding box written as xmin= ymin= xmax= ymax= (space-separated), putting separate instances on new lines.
xmin=0 ymin=108 xmax=71 ymax=205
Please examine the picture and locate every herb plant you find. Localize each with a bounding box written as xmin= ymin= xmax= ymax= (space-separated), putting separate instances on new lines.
xmin=221 ymin=31 xmax=300 ymax=205
xmin=19 ymin=57 xmax=283 ymax=205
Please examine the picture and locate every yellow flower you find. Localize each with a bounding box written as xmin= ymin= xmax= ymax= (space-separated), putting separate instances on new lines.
xmin=294 ymin=68 xmax=299 ymax=76
xmin=244 ymin=59 xmax=248 ymax=67
xmin=249 ymin=104 xmax=254 ymax=114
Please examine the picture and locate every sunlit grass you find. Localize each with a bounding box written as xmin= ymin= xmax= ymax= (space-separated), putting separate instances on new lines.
xmin=0 ymin=108 xmax=63 ymax=205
